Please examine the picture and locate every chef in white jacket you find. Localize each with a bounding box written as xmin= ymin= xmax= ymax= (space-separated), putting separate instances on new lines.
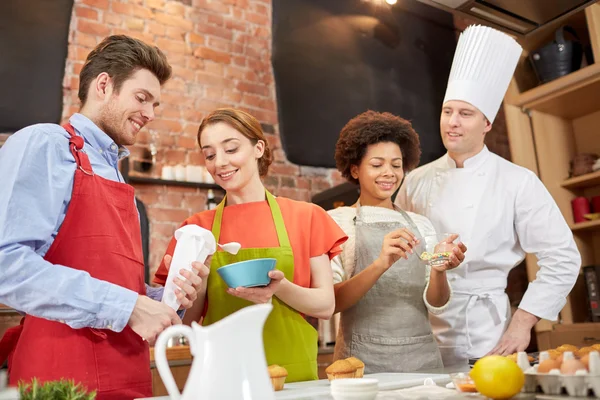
xmin=395 ymin=25 xmax=581 ymax=362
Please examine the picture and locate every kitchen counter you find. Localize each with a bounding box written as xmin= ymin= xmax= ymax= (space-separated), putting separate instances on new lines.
xmin=137 ymin=364 xmax=597 ymax=400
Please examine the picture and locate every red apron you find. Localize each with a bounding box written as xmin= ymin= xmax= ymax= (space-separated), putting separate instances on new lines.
xmin=0 ymin=123 xmax=152 ymax=399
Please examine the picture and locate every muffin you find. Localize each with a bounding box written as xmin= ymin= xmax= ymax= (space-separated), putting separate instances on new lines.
xmin=556 ymin=344 xmax=579 ymax=353
xmin=325 ymin=359 xmax=357 ymax=381
xmin=575 ymin=346 xmax=595 ymax=358
xmin=546 ymin=349 xmax=561 ymax=360
xmin=268 ymin=365 xmax=288 ymax=391
xmin=591 ymin=344 xmax=600 ymax=352
xmin=506 ymin=353 xmax=534 ymax=363
xmin=345 ymin=357 xmax=365 ymax=378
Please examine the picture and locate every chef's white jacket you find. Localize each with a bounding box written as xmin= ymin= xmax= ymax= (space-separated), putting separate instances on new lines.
xmin=395 ymin=146 xmax=581 ymax=360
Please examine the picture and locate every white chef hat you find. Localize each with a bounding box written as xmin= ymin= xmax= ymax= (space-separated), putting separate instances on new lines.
xmin=443 ymin=25 xmax=523 ymax=123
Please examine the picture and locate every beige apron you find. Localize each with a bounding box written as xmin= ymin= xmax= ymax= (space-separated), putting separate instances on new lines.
xmin=334 ymin=205 xmax=443 ymax=373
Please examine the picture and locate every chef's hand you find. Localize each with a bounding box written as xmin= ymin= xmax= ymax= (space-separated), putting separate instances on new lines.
xmin=376 ymin=228 xmax=419 ymax=270
xmin=487 ymin=309 xmax=539 ymax=356
xmin=226 ymin=270 xmax=285 ymax=304
xmin=162 ymin=254 xmax=211 ymax=310
xmin=128 ymin=295 xmax=181 ymax=345
xmin=431 ymin=235 xmax=467 ymax=272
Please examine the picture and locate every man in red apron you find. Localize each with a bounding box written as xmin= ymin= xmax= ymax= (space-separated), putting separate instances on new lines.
xmin=0 ymin=35 xmax=206 ymax=399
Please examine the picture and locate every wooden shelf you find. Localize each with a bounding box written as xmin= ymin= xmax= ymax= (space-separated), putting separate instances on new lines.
xmin=128 ymin=176 xmax=223 ymax=191
xmin=562 ymin=170 xmax=600 ymax=190
xmin=513 ymin=63 xmax=600 ymax=119
xmin=570 ymin=219 xmax=600 ymax=232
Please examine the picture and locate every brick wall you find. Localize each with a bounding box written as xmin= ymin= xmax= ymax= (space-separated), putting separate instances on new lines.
xmin=61 ymin=0 xmax=345 ymax=276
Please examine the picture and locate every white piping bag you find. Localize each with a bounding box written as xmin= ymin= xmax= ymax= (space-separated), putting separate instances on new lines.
xmin=162 ymin=225 xmax=216 ymax=311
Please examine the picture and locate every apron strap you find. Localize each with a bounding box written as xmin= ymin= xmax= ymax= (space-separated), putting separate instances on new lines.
xmin=211 ymin=190 xmax=291 ymax=248
xmin=62 ymin=123 xmax=94 ymax=176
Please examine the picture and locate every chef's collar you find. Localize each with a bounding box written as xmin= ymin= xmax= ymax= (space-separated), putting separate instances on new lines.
xmin=445 ymin=145 xmax=490 ymax=169
xmin=69 ymin=113 xmax=131 ymax=161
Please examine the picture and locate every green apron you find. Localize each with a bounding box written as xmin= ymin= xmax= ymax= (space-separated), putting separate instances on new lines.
xmin=203 ymin=191 xmax=319 ymax=382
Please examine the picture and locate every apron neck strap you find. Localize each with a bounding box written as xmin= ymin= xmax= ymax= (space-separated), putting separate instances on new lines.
xmin=211 ymin=190 xmax=291 ymax=248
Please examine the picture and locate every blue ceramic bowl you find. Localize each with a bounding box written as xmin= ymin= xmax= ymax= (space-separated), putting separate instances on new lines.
xmin=217 ymin=258 xmax=277 ymax=288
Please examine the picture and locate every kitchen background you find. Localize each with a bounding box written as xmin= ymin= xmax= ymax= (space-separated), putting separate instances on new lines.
xmin=0 ymin=0 xmax=522 ymax=342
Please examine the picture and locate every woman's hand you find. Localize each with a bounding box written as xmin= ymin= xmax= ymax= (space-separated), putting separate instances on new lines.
xmin=375 ymin=228 xmax=420 ymax=270
xmin=163 ymin=254 xmax=211 ymax=310
xmin=226 ymin=270 xmax=285 ymax=304
xmin=430 ymin=234 xmax=467 ymax=272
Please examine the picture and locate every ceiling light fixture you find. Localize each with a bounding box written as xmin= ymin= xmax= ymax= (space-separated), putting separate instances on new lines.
xmin=386 ymin=0 xmax=397 ymax=4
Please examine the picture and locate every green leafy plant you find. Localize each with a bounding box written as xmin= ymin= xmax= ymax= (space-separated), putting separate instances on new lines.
xmin=18 ymin=378 xmax=96 ymax=400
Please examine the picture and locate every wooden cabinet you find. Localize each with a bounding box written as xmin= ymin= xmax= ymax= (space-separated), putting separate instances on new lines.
xmin=149 ymin=346 xmax=192 ymax=397
xmin=504 ymin=3 xmax=600 ymax=349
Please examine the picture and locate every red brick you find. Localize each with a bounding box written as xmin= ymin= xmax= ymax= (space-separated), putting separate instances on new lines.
xmin=177 ymin=135 xmax=198 ymax=149
xmin=253 ymin=26 xmax=270 ymax=38
xmin=187 ymin=57 xmax=205 ymax=70
xmin=195 ymin=23 xmax=233 ymax=40
xmin=135 ymin=190 xmax=161 ymax=206
xmin=73 ymin=62 xmax=85 ymax=75
xmin=74 ymin=32 xmax=98 ymax=48
xmin=208 ymin=37 xmax=231 ymax=52
xmin=203 ymin=61 xmax=224 ymax=76
xmin=244 ymin=70 xmax=259 ymax=82
xmin=153 ymin=222 xmax=177 ymax=238
xmin=242 ymin=93 xmax=262 ymax=109
xmin=166 ymin=26 xmax=187 ymax=41
xmin=224 ymin=18 xmax=248 ymax=32
xmin=163 ymin=149 xmax=187 ymax=163
xmin=270 ymin=162 xmax=299 ymax=176
xmin=80 ymin=0 xmax=109 ymax=10
xmin=171 ymin=66 xmax=195 ymax=81
xmin=104 ymin=12 xmax=123 ymax=26
xmin=207 ymin=14 xmax=224 ymax=26
xmin=231 ymin=56 xmax=245 ymax=67
xmin=234 ymin=0 xmax=250 ymax=7
xmin=126 ymin=17 xmax=145 ymax=31
xmin=250 ymin=2 xmax=269 ymax=15
xmin=183 ymin=123 xmax=201 ymax=136
xmin=193 ymin=0 xmax=232 ymax=15
xmin=247 ymin=58 xmax=267 ymax=72
xmin=146 ymin=0 xmax=166 ymax=9
xmin=188 ymin=32 xmax=205 ymax=45
xmin=111 ymin=2 xmax=153 ymax=19
xmin=160 ymin=192 xmax=185 ymax=207
xmin=70 ymin=76 xmax=80 ymax=90
xmin=181 ymin=107 xmax=203 ymax=122
xmin=75 ymin=6 xmax=99 ymax=20
xmin=158 ymin=132 xmax=176 ymax=147
xmin=156 ymin=104 xmax=181 ymax=119
xmin=78 ymin=20 xmax=111 ymax=37
xmin=188 ymin=152 xmax=205 ymax=165
xmin=156 ymin=38 xmax=189 ymax=54
xmin=196 ymin=98 xmax=223 ymax=112
xmin=233 ymin=8 xmax=244 ymax=19
xmin=148 ymin=207 xmax=189 ymax=222
xmin=164 ymin=78 xmax=187 ymax=92
xmin=183 ymin=194 xmax=209 ymax=213
xmin=193 ymin=47 xmax=231 ymax=64
xmin=195 ymin=72 xmax=228 ymax=87
xmin=205 ymin=87 xmax=223 ymax=100
xmin=112 ymin=28 xmax=154 ymax=44
xmin=236 ymin=81 xmax=269 ymax=97
xmin=231 ymin=43 xmax=243 ymax=54
xmin=223 ymin=90 xmax=242 ymax=104
xmin=246 ymin=12 xmax=268 ymax=26
xmin=155 ymin=12 xmax=194 ymax=30
xmin=147 ymin=22 xmax=167 ymax=36
xmin=164 ymin=1 xmax=186 ymax=16
xmin=148 ymin=119 xmax=183 ymax=132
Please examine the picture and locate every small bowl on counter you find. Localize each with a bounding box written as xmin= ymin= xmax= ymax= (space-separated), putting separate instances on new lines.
xmin=330 ymin=378 xmax=379 ymax=400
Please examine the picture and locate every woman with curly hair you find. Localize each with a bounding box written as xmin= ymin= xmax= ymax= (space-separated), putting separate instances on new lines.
xmin=154 ymin=108 xmax=347 ymax=382
xmin=328 ymin=110 xmax=467 ymax=373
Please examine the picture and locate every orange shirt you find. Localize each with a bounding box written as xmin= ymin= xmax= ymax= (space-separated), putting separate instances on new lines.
xmin=154 ymin=197 xmax=348 ymax=288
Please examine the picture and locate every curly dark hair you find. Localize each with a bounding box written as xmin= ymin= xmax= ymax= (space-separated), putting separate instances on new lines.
xmin=335 ymin=110 xmax=421 ymax=184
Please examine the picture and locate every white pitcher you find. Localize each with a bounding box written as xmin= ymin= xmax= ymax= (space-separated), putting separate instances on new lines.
xmin=154 ymin=303 xmax=275 ymax=400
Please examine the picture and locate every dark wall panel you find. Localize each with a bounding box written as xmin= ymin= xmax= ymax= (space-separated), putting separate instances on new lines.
xmin=0 ymin=0 xmax=73 ymax=132
xmin=272 ymin=0 xmax=456 ymax=168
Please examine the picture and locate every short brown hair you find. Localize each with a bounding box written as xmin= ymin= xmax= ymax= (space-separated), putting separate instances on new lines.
xmin=335 ymin=110 xmax=421 ymax=184
xmin=78 ymin=35 xmax=172 ymax=105
xmin=197 ymin=108 xmax=273 ymax=177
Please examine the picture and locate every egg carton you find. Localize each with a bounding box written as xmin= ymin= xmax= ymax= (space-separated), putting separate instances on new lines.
xmin=515 ymin=350 xmax=600 ymax=397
